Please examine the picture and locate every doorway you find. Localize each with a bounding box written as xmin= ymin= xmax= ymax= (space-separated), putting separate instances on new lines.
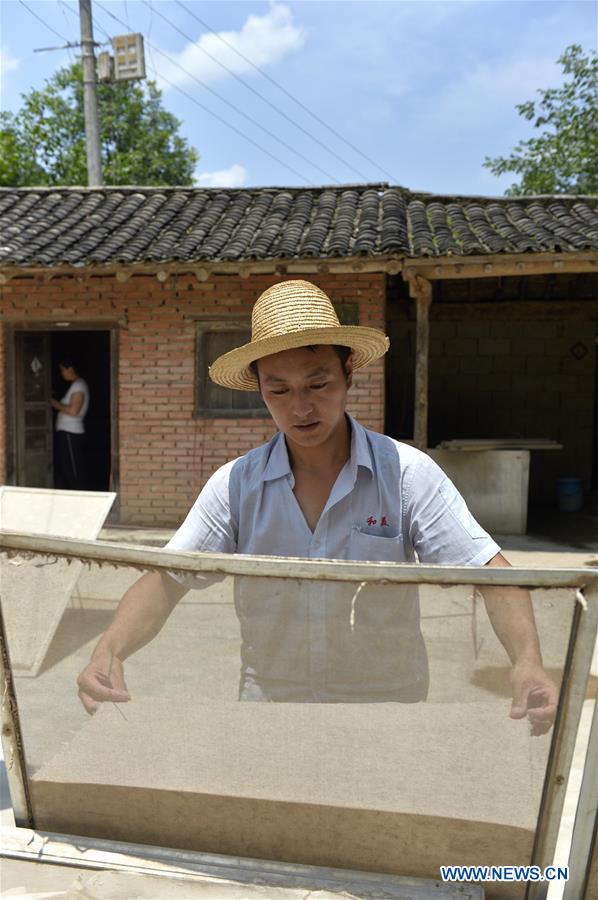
xmin=12 ymin=328 xmax=114 ymax=491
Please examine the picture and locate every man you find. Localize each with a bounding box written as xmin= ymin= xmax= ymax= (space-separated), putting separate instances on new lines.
xmin=78 ymin=280 xmax=558 ymax=733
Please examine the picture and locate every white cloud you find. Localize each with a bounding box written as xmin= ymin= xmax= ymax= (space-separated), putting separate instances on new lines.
xmin=0 ymin=48 xmax=20 ymax=76
xmin=195 ymin=164 xmax=248 ymax=188
xmin=421 ymin=55 xmax=561 ymax=134
xmin=155 ymin=4 xmax=305 ymax=90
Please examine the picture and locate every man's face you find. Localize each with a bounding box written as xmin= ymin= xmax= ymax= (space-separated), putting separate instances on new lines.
xmin=256 ymin=345 xmax=353 ymax=449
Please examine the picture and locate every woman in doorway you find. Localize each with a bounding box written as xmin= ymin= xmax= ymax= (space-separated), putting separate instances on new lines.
xmin=50 ymin=357 xmax=90 ymax=490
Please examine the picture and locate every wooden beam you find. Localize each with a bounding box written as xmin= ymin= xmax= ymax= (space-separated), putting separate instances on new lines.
xmin=0 ymin=258 xmax=395 ymax=281
xmin=404 ymin=253 xmax=598 ymax=281
xmin=427 ymin=299 xmax=598 ymax=321
xmin=0 ymin=250 xmax=596 ymax=283
xmin=408 ymin=274 xmax=433 ymax=450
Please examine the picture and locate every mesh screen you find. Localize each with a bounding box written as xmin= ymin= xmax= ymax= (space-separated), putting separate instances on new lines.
xmin=1 ymin=549 xmax=576 ymax=893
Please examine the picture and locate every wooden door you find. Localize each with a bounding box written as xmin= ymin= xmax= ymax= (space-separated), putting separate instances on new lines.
xmin=15 ymin=332 xmax=54 ymax=487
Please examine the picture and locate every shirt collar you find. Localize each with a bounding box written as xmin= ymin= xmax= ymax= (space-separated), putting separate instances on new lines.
xmin=262 ymin=431 xmax=292 ymax=482
xmin=346 ymin=413 xmax=374 ymax=477
xmin=261 ymin=414 xmax=374 ymax=484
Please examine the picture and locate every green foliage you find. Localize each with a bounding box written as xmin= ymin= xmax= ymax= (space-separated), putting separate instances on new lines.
xmin=484 ymin=45 xmax=598 ymax=196
xmin=0 ymin=62 xmax=199 ymax=186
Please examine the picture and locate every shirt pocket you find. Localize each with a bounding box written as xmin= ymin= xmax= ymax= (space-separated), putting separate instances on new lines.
xmin=348 ymin=526 xmax=406 ymax=563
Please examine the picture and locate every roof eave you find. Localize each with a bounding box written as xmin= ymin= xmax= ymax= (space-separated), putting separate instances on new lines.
xmin=1 ymin=250 xmax=596 ymax=283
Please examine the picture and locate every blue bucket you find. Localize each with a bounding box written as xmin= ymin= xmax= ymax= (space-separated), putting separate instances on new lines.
xmin=557 ymin=477 xmax=583 ymax=513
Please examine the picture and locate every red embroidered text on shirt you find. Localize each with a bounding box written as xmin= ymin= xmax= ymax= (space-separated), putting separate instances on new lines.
xmin=366 ymin=516 xmax=390 ymax=527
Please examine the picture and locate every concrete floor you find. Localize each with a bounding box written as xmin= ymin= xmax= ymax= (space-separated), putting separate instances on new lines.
xmin=1 ymin=518 xmax=596 ymax=897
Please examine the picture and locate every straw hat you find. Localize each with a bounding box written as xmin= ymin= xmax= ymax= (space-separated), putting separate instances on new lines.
xmin=209 ymin=280 xmax=390 ymax=391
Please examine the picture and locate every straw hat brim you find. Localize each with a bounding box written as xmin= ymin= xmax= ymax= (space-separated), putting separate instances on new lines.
xmin=209 ymin=325 xmax=390 ymax=391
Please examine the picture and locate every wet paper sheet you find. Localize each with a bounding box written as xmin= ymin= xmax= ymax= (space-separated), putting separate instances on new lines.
xmin=0 ymin=487 xmax=115 ymax=675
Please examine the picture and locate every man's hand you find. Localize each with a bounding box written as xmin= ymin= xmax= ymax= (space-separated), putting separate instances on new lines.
xmin=77 ymin=650 xmax=130 ymax=715
xmin=482 ymin=552 xmax=559 ymax=736
xmin=75 ymin=571 xmax=188 ymax=714
xmin=509 ymin=659 xmax=559 ymax=736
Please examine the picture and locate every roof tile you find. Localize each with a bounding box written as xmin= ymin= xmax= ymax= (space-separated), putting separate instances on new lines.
xmin=0 ymin=185 xmax=595 ymax=267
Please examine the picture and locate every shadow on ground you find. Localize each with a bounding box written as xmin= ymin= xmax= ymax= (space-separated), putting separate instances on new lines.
xmin=39 ymin=609 xmax=114 ymax=674
xmin=471 ymin=666 xmax=564 ymax=699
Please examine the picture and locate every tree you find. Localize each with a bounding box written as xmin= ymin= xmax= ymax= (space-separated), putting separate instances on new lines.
xmin=484 ymin=45 xmax=597 ymax=196
xmin=0 ymin=62 xmax=199 ymax=187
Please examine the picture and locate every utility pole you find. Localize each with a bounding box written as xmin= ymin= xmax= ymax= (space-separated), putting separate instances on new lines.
xmin=78 ymin=0 xmax=102 ymax=186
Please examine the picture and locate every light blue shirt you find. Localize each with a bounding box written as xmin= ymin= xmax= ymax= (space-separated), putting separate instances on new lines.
xmin=167 ymin=415 xmax=499 ymax=702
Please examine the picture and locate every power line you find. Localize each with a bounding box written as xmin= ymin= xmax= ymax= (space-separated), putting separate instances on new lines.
xmin=59 ymin=0 xmax=110 ymax=43
xmin=63 ymin=0 xmax=314 ymax=184
xmin=93 ymin=0 xmax=332 ymax=185
xmin=144 ymin=0 xmax=159 ymax=95
xmin=145 ymin=0 xmax=365 ymax=183
xmin=18 ymin=0 xmax=71 ymax=44
xmin=60 ymin=2 xmax=77 ymax=61
xmin=128 ymin=0 xmax=339 ymax=183
xmin=90 ymin=2 xmax=317 ymax=185
xmin=145 ymin=0 xmax=154 ymax=47
xmin=176 ymin=0 xmax=399 ymax=183
xmin=62 ymin=0 xmax=345 ymax=187
xmin=148 ymin=65 xmax=314 ymax=186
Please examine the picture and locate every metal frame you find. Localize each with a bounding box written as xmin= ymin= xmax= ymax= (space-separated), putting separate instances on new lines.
xmin=0 ymin=530 xmax=593 ymax=587
xmin=564 ymin=692 xmax=598 ymax=899
xmin=0 ymin=829 xmax=483 ymax=899
xmin=1 ymin=531 xmax=596 ymax=895
xmin=529 ymin=579 xmax=598 ymax=899
xmin=0 ymin=597 xmax=33 ymax=828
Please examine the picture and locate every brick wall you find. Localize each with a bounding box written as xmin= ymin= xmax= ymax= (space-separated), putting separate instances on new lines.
xmin=0 ymin=320 xmax=5 ymax=486
xmin=0 ymin=271 xmax=386 ymax=524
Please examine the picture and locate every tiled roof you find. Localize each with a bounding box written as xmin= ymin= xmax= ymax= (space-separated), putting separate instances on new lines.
xmin=0 ymin=185 xmax=596 ymax=268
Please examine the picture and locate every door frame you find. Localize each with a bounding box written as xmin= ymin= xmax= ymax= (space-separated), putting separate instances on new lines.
xmin=5 ymin=321 xmax=120 ymax=515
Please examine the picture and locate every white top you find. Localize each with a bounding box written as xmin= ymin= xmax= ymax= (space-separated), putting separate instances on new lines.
xmin=166 ymin=416 xmax=500 ymax=702
xmin=55 ymin=377 xmax=89 ymax=434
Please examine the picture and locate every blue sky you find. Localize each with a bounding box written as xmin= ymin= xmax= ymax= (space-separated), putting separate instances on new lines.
xmin=1 ymin=1 xmax=596 ymax=194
